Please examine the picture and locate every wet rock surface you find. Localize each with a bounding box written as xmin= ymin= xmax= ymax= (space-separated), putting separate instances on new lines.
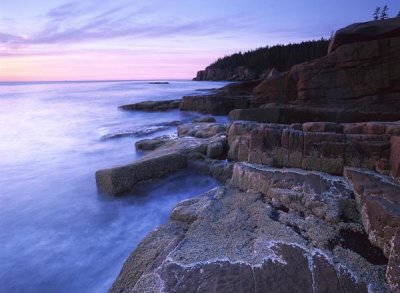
xmin=119 ymin=99 xmax=180 ymax=111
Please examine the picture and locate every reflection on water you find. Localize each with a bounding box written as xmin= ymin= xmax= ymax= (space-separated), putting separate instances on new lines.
xmin=0 ymin=80 xmax=228 ymax=292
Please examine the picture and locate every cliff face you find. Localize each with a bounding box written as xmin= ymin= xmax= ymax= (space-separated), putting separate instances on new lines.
xmin=103 ymin=18 xmax=400 ymax=293
xmin=194 ymin=66 xmax=258 ymax=81
xmin=252 ymin=18 xmax=400 ymax=114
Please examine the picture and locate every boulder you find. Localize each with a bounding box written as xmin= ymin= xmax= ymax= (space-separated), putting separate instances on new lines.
xmin=119 ymin=99 xmax=180 ymax=111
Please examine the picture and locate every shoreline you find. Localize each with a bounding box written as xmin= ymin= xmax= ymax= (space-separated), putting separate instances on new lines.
xmin=100 ymin=18 xmax=400 ymax=292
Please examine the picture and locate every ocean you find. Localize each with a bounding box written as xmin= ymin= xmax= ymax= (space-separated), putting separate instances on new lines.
xmin=0 ymin=80 xmax=228 ymax=292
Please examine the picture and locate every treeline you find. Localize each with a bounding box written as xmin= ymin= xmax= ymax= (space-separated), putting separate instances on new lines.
xmin=207 ymin=39 xmax=330 ymax=75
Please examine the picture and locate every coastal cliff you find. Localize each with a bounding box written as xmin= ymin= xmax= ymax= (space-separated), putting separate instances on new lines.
xmin=99 ymin=18 xmax=400 ymax=292
xmin=194 ymin=39 xmax=329 ymax=81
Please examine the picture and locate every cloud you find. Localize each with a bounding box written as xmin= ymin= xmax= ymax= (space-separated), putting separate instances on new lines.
xmin=0 ymin=1 xmax=259 ymax=48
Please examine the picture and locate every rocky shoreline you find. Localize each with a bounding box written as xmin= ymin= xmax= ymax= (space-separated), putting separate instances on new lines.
xmin=97 ymin=18 xmax=400 ymax=292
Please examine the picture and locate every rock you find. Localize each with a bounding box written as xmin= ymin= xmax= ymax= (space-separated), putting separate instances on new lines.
xmin=193 ymin=66 xmax=257 ymax=81
xmin=208 ymin=160 xmax=233 ymax=183
xmin=344 ymin=168 xmax=400 ymax=291
xmin=229 ymin=105 xmax=400 ymax=124
xmin=100 ymin=121 xmax=181 ymax=140
xmin=180 ymin=95 xmax=249 ymax=115
xmin=135 ymin=135 xmax=173 ymax=151
xmin=119 ymin=99 xmax=180 ymax=111
xmin=148 ymin=82 xmax=169 ymax=84
xmin=302 ymin=122 xmax=339 ymax=133
xmin=227 ymin=121 xmax=395 ymax=175
xmin=387 ymin=231 xmax=400 ymax=293
xmin=95 ymin=152 xmax=187 ymax=195
xmin=180 ymin=81 xmax=259 ymax=115
xmin=96 ymin=135 xmax=226 ymax=195
xmin=178 ymin=123 xmax=226 ymax=138
xmin=391 ymin=136 xmax=400 ymax=180
xmin=110 ymin=186 xmax=389 ymax=292
xmin=206 ymin=141 xmax=225 ymax=159
xmin=231 ymin=163 xmax=354 ymax=222
xmin=250 ymin=27 xmax=400 ymax=119
xmin=329 ymin=18 xmax=400 ymax=53
xmin=192 ymin=116 xmax=216 ymax=123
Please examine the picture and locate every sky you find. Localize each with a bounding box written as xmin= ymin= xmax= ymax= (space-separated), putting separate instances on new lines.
xmin=0 ymin=0 xmax=399 ymax=81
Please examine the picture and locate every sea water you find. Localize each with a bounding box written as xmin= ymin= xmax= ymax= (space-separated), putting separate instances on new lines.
xmin=0 ymin=80 xmax=228 ymax=292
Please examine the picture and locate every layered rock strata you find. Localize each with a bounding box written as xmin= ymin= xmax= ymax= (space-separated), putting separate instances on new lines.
xmin=227 ymin=120 xmax=400 ymax=176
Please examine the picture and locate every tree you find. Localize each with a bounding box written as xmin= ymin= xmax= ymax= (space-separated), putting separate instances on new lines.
xmin=380 ymin=5 xmax=389 ymax=20
xmin=373 ymin=7 xmax=381 ymax=20
xmin=397 ymin=10 xmax=400 ymax=17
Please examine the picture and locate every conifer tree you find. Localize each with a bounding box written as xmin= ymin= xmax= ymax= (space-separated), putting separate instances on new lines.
xmin=373 ymin=7 xmax=381 ymax=20
xmin=380 ymin=5 xmax=389 ymax=20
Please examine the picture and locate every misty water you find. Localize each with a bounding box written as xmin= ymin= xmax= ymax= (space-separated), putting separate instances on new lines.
xmin=0 ymin=80 xmax=228 ymax=293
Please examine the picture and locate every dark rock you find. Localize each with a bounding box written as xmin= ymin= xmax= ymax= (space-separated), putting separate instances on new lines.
xmin=119 ymin=99 xmax=180 ymax=111
xmin=178 ymin=123 xmax=226 ymax=138
xmin=391 ymin=136 xmax=400 ymax=180
xmin=329 ymin=18 xmax=400 ymax=53
xmin=229 ymin=105 xmax=400 ymax=124
xmin=206 ymin=141 xmax=225 ymax=159
xmin=135 ymin=135 xmax=173 ymax=151
xmin=192 ymin=117 xmax=216 ymax=123
xmin=193 ymin=66 xmax=257 ymax=81
xmin=148 ymin=82 xmax=169 ymax=84
xmin=249 ymin=29 xmax=400 ymax=119
xmin=180 ymin=95 xmax=249 ymax=115
xmin=180 ymin=81 xmax=259 ymax=115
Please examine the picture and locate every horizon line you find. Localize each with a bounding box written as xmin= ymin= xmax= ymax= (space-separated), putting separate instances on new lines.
xmin=0 ymin=78 xmax=202 ymax=84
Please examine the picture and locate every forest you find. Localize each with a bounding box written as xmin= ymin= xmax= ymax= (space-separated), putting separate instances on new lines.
xmin=206 ymin=39 xmax=330 ymax=75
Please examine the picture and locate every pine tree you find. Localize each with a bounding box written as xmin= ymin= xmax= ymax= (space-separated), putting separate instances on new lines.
xmin=373 ymin=7 xmax=381 ymax=20
xmin=397 ymin=10 xmax=400 ymax=17
xmin=380 ymin=5 xmax=389 ymax=20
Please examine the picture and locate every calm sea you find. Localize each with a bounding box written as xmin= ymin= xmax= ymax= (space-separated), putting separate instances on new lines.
xmin=0 ymin=80 xmax=228 ymax=292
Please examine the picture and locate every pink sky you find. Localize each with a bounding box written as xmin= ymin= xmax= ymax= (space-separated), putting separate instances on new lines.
xmin=1 ymin=0 xmax=397 ymax=81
